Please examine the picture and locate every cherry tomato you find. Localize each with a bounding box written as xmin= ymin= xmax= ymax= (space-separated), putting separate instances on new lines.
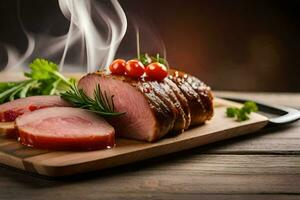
xmin=109 ymin=59 xmax=126 ymax=75
xmin=125 ymin=59 xmax=145 ymax=78
xmin=145 ymin=62 xmax=168 ymax=81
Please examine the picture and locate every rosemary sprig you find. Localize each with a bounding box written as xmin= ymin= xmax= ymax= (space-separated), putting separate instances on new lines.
xmin=61 ymin=84 xmax=124 ymax=117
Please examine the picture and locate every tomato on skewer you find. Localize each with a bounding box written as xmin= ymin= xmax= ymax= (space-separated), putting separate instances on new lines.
xmin=145 ymin=62 xmax=168 ymax=81
xmin=109 ymin=59 xmax=126 ymax=75
xmin=125 ymin=60 xmax=145 ymax=78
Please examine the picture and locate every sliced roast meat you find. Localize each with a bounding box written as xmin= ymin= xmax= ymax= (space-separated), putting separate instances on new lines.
xmin=0 ymin=95 xmax=70 ymax=122
xmin=78 ymin=73 xmax=173 ymax=142
xmin=183 ymin=72 xmax=214 ymax=123
xmin=16 ymin=107 xmax=115 ymax=151
xmin=152 ymin=81 xmax=185 ymax=133
xmin=163 ymin=78 xmax=191 ymax=130
xmin=168 ymin=70 xmax=213 ymax=126
xmin=137 ymin=81 xmax=175 ymax=138
xmin=78 ymin=70 xmax=213 ymax=142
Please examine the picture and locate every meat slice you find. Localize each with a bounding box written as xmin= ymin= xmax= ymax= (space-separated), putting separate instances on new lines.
xmin=78 ymin=70 xmax=214 ymax=142
xmin=16 ymin=107 xmax=115 ymax=150
xmin=183 ymin=73 xmax=214 ymax=123
xmin=0 ymin=95 xmax=70 ymax=122
xmin=78 ymin=73 xmax=173 ymax=142
xmin=163 ymin=78 xmax=191 ymax=130
xmin=150 ymin=81 xmax=183 ymax=133
xmin=168 ymin=70 xmax=213 ymax=126
xmin=139 ymin=81 xmax=176 ymax=135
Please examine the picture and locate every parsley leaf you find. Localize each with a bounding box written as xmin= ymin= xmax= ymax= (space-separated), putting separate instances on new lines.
xmin=226 ymin=107 xmax=239 ymax=118
xmin=243 ymin=101 xmax=258 ymax=113
xmin=0 ymin=58 xmax=75 ymax=104
xmin=226 ymin=101 xmax=258 ymax=121
xmin=25 ymin=58 xmax=58 ymax=80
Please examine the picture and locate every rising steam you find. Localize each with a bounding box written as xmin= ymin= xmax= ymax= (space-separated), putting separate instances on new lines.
xmin=1 ymin=0 xmax=127 ymax=73
xmin=58 ymin=0 xmax=127 ymax=72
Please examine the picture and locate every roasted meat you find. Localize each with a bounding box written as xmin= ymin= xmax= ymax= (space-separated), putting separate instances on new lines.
xmin=78 ymin=70 xmax=213 ymax=142
xmin=16 ymin=107 xmax=115 ymax=150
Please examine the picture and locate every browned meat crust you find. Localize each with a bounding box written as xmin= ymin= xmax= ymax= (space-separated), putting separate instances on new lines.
xmin=88 ymin=69 xmax=214 ymax=140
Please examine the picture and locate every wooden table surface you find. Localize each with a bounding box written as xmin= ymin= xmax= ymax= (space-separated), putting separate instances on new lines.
xmin=0 ymin=92 xmax=299 ymax=200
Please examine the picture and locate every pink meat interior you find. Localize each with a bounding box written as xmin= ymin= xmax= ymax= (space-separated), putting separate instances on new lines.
xmin=16 ymin=107 xmax=114 ymax=138
xmin=0 ymin=95 xmax=69 ymax=122
xmin=79 ymin=74 xmax=157 ymax=142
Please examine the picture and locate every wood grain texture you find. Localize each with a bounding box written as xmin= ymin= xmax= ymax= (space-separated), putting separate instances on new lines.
xmin=0 ymin=98 xmax=268 ymax=176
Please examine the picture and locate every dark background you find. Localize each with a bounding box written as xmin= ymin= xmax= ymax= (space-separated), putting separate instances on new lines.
xmin=0 ymin=0 xmax=299 ymax=92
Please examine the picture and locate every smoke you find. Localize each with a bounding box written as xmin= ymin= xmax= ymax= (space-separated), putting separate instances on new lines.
xmin=133 ymin=19 xmax=166 ymax=59
xmin=58 ymin=0 xmax=127 ymax=72
xmin=2 ymin=33 xmax=34 ymax=73
xmin=2 ymin=0 xmax=127 ymax=73
xmin=114 ymin=14 xmax=167 ymax=61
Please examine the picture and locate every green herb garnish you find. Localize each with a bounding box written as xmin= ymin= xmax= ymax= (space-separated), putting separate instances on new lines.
xmin=139 ymin=53 xmax=152 ymax=66
xmin=0 ymin=58 xmax=74 ymax=103
xmin=61 ymin=83 xmax=124 ymax=117
xmin=226 ymin=101 xmax=258 ymax=121
xmin=139 ymin=53 xmax=169 ymax=69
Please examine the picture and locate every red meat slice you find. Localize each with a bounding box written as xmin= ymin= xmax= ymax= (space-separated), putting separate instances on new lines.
xmin=16 ymin=107 xmax=115 ymax=151
xmin=0 ymin=96 xmax=70 ymax=122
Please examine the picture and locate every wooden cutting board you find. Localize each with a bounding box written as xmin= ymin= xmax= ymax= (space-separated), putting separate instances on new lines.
xmin=0 ymin=98 xmax=268 ymax=177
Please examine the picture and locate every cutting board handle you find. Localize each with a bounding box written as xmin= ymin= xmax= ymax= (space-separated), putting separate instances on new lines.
xmin=219 ymin=97 xmax=300 ymax=126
